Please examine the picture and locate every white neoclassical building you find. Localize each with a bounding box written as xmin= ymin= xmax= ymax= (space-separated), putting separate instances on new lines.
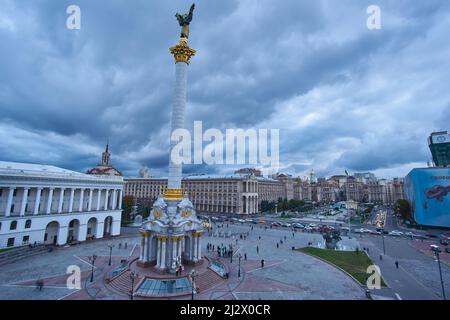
xmin=0 ymin=161 xmax=124 ymax=248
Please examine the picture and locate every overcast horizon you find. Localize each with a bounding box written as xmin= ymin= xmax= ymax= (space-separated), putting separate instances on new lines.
xmin=1 ymin=0 xmax=449 ymax=179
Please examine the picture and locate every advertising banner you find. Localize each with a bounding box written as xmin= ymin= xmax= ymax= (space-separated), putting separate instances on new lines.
xmin=405 ymin=168 xmax=450 ymax=228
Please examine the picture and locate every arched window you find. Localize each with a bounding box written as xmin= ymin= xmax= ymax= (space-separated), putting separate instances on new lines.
xmin=10 ymin=220 xmax=17 ymax=230
xmin=25 ymin=219 xmax=32 ymax=229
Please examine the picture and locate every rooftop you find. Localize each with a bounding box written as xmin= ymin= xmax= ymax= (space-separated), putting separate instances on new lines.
xmin=0 ymin=161 xmax=123 ymax=182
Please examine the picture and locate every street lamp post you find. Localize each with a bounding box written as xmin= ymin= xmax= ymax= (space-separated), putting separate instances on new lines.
xmin=130 ymin=272 xmax=136 ymax=300
xmin=190 ymin=269 xmax=197 ymax=300
xmin=431 ymin=246 xmax=446 ymax=300
xmin=381 ymin=229 xmax=386 ymax=255
xmin=238 ymin=254 xmax=242 ymax=278
xmin=108 ymin=244 xmax=114 ymax=266
xmin=230 ymin=249 xmax=233 ymax=263
xmin=89 ymin=254 xmax=97 ymax=283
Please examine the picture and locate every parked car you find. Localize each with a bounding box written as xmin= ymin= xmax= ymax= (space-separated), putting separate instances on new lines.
xmin=271 ymin=222 xmax=281 ymax=227
xmin=281 ymin=223 xmax=291 ymax=227
xmin=389 ymin=230 xmax=403 ymax=236
xmin=440 ymin=240 xmax=449 ymax=246
xmin=446 ymin=248 xmax=450 ymax=254
xmin=292 ymin=223 xmax=305 ymax=229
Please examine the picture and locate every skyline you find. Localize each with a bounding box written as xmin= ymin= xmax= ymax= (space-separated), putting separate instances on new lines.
xmin=1 ymin=0 xmax=449 ymax=179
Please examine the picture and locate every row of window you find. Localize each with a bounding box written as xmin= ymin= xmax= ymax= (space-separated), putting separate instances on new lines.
xmin=0 ymin=219 xmax=32 ymax=232
xmin=6 ymin=235 xmax=30 ymax=247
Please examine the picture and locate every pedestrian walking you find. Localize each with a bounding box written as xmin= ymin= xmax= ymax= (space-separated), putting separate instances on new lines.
xmin=261 ymin=259 xmax=265 ymax=268
xmin=276 ymin=243 xmax=279 ymax=248
xmin=244 ymin=253 xmax=247 ymax=260
xmin=379 ymin=254 xmax=383 ymax=261
xmin=395 ymin=261 xmax=399 ymax=269
xmin=256 ymin=245 xmax=259 ymax=254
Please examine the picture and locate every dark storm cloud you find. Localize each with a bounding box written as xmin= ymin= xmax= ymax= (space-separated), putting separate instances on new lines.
xmin=1 ymin=0 xmax=449 ymax=178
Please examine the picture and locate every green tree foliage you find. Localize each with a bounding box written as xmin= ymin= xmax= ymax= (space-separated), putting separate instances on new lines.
xmin=394 ymin=199 xmax=412 ymax=221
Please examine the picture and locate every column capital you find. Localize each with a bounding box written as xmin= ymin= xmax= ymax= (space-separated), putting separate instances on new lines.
xmin=169 ymin=39 xmax=196 ymax=64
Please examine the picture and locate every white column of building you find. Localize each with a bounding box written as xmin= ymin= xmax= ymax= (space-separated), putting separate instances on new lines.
xmin=78 ymin=188 xmax=85 ymax=212
xmin=172 ymin=237 xmax=177 ymax=266
xmin=246 ymin=196 xmax=249 ymax=214
xmin=57 ymin=188 xmax=64 ymax=214
xmin=33 ymin=187 xmax=42 ymax=215
xmin=19 ymin=187 xmax=29 ymax=216
xmin=88 ymin=189 xmax=93 ymax=211
xmin=104 ymin=189 xmax=109 ymax=210
xmin=139 ymin=233 xmax=145 ymax=262
xmin=96 ymin=189 xmax=102 ymax=211
xmin=112 ymin=189 xmax=117 ymax=210
xmin=160 ymin=238 xmax=167 ymax=268
xmin=46 ymin=188 xmax=54 ymax=214
xmin=156 ymin=238 xmax=162 ymax=267
xmin=192 ymin=235 xmax=197 ymax=261
xmin=196 ymin=235 xmax=201 ymax=260
xmin=4 ymin=187 xmax=14 ymax=217
xmin=69 ymin=188 xmax=75 ymax=213
xmin=118 ymin=189 xmax=123 ymax=210
xmin=142 ymin=235 xmax=148 ymax=261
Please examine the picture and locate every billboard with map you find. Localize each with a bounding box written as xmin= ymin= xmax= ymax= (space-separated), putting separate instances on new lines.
xmin=404 ymin=168 xmax=450 ymax=228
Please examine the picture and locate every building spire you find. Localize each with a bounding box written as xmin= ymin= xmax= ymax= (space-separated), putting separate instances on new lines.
xmin=101 ymin=140 xmax=111 ymax=166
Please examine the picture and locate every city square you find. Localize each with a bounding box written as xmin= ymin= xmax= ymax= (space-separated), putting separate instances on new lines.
xmin=0 ymin=1 xmax=449 ymax=305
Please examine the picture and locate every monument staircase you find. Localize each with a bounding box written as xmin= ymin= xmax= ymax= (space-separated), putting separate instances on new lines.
xmin=195 ymin=268 xmax=225 ymax=293
xmin=107 ymin=270 xmax=141 ymax=295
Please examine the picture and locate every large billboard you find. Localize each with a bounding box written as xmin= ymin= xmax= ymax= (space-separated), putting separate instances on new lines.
xmin=404 ymin=168 xmax=450 ymax=228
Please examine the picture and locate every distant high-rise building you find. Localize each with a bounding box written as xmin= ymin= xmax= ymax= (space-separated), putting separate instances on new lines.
xmin=428 ymin=131 xmax=450 ymax=167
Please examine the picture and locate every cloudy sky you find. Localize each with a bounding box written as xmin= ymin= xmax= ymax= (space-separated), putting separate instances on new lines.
xmin=1 ymin=0 xmax=449 ymax=179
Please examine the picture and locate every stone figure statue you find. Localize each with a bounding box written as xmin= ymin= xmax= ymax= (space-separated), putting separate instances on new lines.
xmin=322 ymin=230 xmax=342 ymax=250
xmin=175 ymin=3 xmax=195 ymax=39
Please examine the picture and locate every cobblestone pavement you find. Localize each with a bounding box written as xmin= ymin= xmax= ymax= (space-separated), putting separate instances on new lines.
xmin=360 ymin=234 xmax=450 ymax=300
xmin=0 ymin=224 xmax=367 ymax=300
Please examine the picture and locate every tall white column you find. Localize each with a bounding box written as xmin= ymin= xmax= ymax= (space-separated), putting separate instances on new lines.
xmin=57 ymin=188 xmax=64 ymax=213
xmin=104 ymin=189 xmax=109 ymax=210
xmin=46 ymin=188 xmax=54 ymax=214
xmin=168 ymin=62 xmax=188 ymax=189
xmin=4 ymin=187 xmax=14 ymax=217
xmin=20 ymin=187 xmax=29 ymax=216
xmin=69 ymin=188 xmax=75 ymax=213
xmin=112 ymin=189 xmax=117 ymax=210
xmin=88 ymin=189 xmax=93 ymax=211
xmin=33 ymin=187 xmax=42 ymax=215
xmin=78 ymin=188 xmax=85 ymax=212
xmin=96 ymin=189 xmax=102 ymax=211
xmin=118 ymin=189 xmax=123 ymax=210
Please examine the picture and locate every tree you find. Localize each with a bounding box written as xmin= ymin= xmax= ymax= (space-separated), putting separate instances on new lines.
xmin=394 ymin=199 xmax=412 ymax=221
xmin=122 ymin=196 xmax=134 ymax=222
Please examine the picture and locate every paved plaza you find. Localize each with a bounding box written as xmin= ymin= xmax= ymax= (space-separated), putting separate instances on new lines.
xmin=0 ymin=223 xmax=447 ymax=300
xmin=0 ymin=224 xmax=366 ymax=300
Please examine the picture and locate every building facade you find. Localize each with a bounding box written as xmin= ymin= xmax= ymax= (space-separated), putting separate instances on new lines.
xmin=0 ymin=161 xmax=123 ymax=248
xmin=125 ymin=170 xmax=406 ymax=215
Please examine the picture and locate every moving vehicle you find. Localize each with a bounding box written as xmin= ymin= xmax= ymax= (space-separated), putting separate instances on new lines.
xmin=389 ymin=230 xmax=403 ymax=236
